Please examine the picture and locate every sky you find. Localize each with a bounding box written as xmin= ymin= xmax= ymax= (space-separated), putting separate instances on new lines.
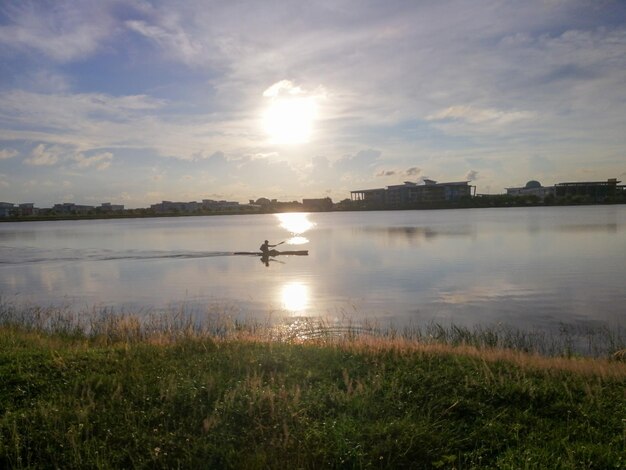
xmin=0 ymin=0 xmax=625 ymax=208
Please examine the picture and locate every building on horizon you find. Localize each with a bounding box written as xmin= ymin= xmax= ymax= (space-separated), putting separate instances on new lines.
xmin=350 ymin=180 xmax=475 ymax=205
xmin=99 ymin=202 xmax=124 ymax=212
xmin=302 ymin=197 xmax=333 ymax=211
xmin=17 ymin=203 xmax=37 ymax=216
xmin=150 ymin=201 xmax=200 ymax=213
xmin=202 ymin=199 xmax=241 ymax=211
xmin=150 ymin=199 xmax=246 ymax=213
xmin=554 ymin=178 xmax=623 ymax=201
xmin=506 ymin=180 xmax=555 ymax=200
xmin=0 ymin=202 xmax=15 ymax=217
xmin=52 ymin=203 xmax=95 ymax=215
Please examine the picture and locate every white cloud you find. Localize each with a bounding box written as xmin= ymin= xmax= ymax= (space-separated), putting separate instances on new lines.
xmin=73 ymin=152 xmax=113 ymax=171
xmin=24 ymin=144 xmax=61 ymax=166
xmin=263 ymin=80 xmax=304 ymax=98
xmin=0 ymin=88 xmax=266 ymax=164
xmin=427 ymin=106 xmax=534 ymax=126
xmin=0 ymin=1 xmax=114 ymax=62
xmin=125 ymin=19 xmax=202 ymax=65
xmin=0 ymin=173 xmax=9 ymax=187
xmin=1 ymin=1 xmax=626 ymax=204
xmin=0 ymin=91 xmax=164 ymax=135
xmin=0 ymin=149 xmax=18 ymax=160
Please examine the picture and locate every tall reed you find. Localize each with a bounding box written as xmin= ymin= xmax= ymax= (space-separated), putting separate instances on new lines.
xmin=0 ymin=300 xmax=623 ymax=358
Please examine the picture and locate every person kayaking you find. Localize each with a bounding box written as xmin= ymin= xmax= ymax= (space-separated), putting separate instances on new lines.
xmin=259 ymin=240 xmax=279 ymax=255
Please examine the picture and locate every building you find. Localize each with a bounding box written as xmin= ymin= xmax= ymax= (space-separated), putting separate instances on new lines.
xmin=150 ymin=201 xmax=200 ymax=213
xmin=555 ymin=178 xmax=622 ymax=201
xmin=201 ymin=199 xmax=241 ymax=211
xmin=0 ymin=202 xmax=15 ymax=217
xmin=351 ymin=180 xmax=475 ymax=205
xmin=18 ymin=203 xmax=36 ymax=216
xmin=99 ymin=202 xmax=124 ymax=212
xmin=302 ymin=197 xmax=333 ymax=211
xmin=52 ymin=203 xmax=95 ymax=215
xmin=349 ymin=188 xmax=386 ymax=205
xmin=506 ymin=180 xmax=555 ymax=200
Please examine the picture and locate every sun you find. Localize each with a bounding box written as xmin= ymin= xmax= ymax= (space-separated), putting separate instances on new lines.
xmin=262 ymin=96 xmax=317 ymax=145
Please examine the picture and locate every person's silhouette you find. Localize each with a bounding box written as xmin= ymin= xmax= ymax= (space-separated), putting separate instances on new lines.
xmin=260 ymin=239 xmax=278 ymax=255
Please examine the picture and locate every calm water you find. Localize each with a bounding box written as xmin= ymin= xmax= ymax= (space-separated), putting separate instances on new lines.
xmin=1 ymin=206 xmax=625 ymax=333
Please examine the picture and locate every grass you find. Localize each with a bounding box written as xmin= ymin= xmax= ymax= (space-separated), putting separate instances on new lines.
xmin=0 ymin=305 xmax=625 ymax=469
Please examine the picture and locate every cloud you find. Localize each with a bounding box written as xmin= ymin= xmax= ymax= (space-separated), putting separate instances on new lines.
xmin=426 ymin=106 xmax=533 ymax=126
xmin=311 ymin=155 xmax=330 ymax=171
xmin=1 ymin=1 xmax=626 ymax=206
xmin=0 ymin=1 xmax=114 ymax=62
xmin=24 ymin=70 xmax=71 ymax=93
xmin=192 ymin=150 xmax=227 ymax=162
xmin=0 ymin=173 xmax=9 ymax=187
xmin=73 ymin=152 xmax=113 ymax=171
xmin=263 ymin=80 xmax=304 ymax=98
xmin=0 ymin=91 xmax=164 ymax=135
xmin=0 ymin=149 xmax=18 ymax=160
xmin=376 ymin=166 xmax=421 ymax=178
xmin=24 ymin=144 xmax=60 ymax=166
xmin=465 ymin=170 xmax=479 ymax=181
xmin=125 ymin=19 xmax=202 ymax=65
xmin=22 ymin=143 xmax=113 ymax=170
xmin=334 ymin=149 xmax=381 ymax=173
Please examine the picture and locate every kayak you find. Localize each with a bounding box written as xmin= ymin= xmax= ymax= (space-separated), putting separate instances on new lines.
xmin=233 ymin=250 xmax=308 ymax=256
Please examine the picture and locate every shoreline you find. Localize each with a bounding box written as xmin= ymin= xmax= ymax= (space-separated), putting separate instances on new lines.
xmin=2 ymin=200 xmax=626 ymax=223
xmin=0 ymin=302 xmax=623 ymax=360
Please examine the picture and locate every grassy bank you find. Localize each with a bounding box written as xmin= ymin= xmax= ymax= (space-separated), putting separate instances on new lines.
xmin=1 ymin=324 xmax=624 ymax=469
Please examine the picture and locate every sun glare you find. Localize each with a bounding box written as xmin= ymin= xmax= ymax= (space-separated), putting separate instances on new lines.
xmin=276 ymin=213 xmax=315 ymax=243
xmin=262 ymin=97 xmax=317 ymax=145
xmin=281 ymin=281 xmax=310 ymax=313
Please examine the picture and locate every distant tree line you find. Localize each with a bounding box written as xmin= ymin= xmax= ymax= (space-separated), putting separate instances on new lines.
xmin=2 ymin=191 xmax=625 ymax=222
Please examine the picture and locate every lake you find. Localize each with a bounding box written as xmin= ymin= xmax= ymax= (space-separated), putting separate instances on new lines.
xmin=1 ymin=205 xmax=625 ymax=336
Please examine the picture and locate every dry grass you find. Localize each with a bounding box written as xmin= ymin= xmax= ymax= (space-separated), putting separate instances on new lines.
xmin=1 ymin=301 xmax=624 ymax=379
xmin=327 ymin=335 xmax=626 ymax=379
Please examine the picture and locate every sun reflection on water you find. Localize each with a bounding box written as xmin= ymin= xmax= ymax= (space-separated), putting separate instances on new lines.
xmin=287 ymin=236 xmax=309 ymax=245
xmin=281 ymin=281 xmax=309 ymax=313
xmin=276 ymin=213 xmax=315 ymax=245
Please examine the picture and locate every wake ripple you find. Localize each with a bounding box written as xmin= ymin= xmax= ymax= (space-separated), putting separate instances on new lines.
xmin=0 ymin=248 xmax=236 ymax=265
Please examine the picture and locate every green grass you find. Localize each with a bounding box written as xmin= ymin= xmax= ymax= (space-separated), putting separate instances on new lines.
xmin=1 ymin=324 xmax=624 ymax=469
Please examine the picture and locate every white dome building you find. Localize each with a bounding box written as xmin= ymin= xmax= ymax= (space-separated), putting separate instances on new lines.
xmin=506 ymin=180 xmax=555 ymax=199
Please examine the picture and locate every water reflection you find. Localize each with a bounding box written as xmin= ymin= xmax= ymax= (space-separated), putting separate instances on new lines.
xmin=0 ymin=230 xmax=37 ymax=241
xmin=276 ymin=213 xmax=315 ymax=245
xmin=280 ymin=281 xmax=309 ymax=313
xmin=357 ymin=225 xmax=474 ymax=242
xmin=287 ymin=236 xmax=309 ymax=245
xmin=1 ymin=207 xmax=625 ymax=340
xmin=556 ymin=223 xmax=619 ymax=233
xmin=260 ymin=254 xmax=286 ymax=267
